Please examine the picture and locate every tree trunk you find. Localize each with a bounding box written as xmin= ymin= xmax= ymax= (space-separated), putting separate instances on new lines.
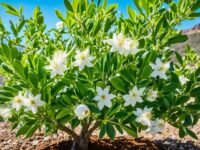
xmin=71 ymin=136 xmax=89 ymax=150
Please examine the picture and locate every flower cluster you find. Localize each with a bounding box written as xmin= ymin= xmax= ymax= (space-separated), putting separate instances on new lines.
xmin=134 ymin=107 xmax=165 ymax=133
xmin=105 ymin=33 xmax=139 ymax=56
xmin=12 ymin=92 xmax=45 ymax=114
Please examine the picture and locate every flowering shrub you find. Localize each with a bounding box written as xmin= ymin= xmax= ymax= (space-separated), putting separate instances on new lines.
xmin=0 ymin=0 xmax=200 ymax=150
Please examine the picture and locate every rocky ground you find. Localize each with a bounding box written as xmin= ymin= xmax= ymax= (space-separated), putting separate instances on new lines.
xmin=0 ymin=122 xmax=200 ymax=150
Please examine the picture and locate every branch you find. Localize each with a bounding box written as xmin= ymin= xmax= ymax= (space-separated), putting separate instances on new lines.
xmin=58 ymin=124 xmax=79 ymax=140
xmin=85 ymin=121 xmax=100 ymax=138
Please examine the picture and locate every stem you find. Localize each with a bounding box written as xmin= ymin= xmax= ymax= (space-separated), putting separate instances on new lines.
xmin=85 ymin=121 xmax=100 ymax=138
xmin=58 ymin=124 xmax=79 ymax=140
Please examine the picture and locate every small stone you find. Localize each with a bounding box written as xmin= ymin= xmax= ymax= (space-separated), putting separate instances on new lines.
xmin=32 ymin=140 xmax=39 ymax=146
xmin=43 ymin=136 xmax=50 ymax=141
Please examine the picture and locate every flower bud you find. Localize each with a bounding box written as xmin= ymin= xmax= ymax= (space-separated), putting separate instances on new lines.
xmin=56 ymin=21 xmax=64 ymax=31
xmin=75 ymin=104 xmax=90 ymax=120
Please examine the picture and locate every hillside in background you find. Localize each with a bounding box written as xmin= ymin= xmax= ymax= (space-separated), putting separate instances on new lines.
xmin=173 ymin=24 xmax=200 ymax=53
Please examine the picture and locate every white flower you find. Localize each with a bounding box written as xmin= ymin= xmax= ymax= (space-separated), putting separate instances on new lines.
xmin=133 ymin=107 xmax=152 ymax=127
xmin=146 ymin=90 xmax=158 ymax=102
xmin=46 ymin=50 xmax=67 ymax=78
xmin=105 ymin=33 xmax=126 ymax=53
xmin=94 ymin=87 xmax=116 ymax=110
xmin=123 ymin=38 xmax=139 ymax=56
xmin=179 ymin=75 xmax=189 ymax=85
xmin=0 ymin=108 xmax=11 ymax=119
xmin=24 ymin=92 xmax=45 ymax=114
xmin=12 ymin=92 xmax=25 ymax=111
xmin=75 ymin=104 xmax=90 ymax=120
xmin=56 ymin=21 xmax=64 ymax=31
xmin=74 ymin=49 xmax=95 ymax=71
xmin=105 ymin=33 xmax=139 ymax=56
xmin=123 ymin=86 xmax=145 ymax=107
xmin=148 ymin=119 xmax=165 ymax=133
xmin=150 ymin=58 xmax=169 ymax=80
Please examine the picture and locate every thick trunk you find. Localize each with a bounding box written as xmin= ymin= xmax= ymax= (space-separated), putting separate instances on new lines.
xmin=71 ymin=137 xmax=89 ymax=150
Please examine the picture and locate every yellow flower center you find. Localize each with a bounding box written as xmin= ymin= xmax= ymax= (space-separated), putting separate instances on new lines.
xmin=131 ymin=92 xmax=137 ymax=97
xmin=30 ymin=99 xmax=36 ymax=105
xmin=144 ymin=112 xmax=152 ymax=119
xmin=15 ymin=98 xmax=22 ymax=103
xmin=101 ymin=94 xmax=106 ymax=100
xmin=159 ymin=65 xmax=165 ymax=71
xmin=117 ymin=38 xmax=125 ymax=47
xmin=80 ymin=54 xmax=86 ymax=60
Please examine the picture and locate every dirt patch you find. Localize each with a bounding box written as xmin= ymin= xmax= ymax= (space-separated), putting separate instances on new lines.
xmin=0 ymin=122 xmax=200 ymax=150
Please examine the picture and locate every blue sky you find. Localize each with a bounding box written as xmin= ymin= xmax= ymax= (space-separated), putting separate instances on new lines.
xmin=0 ymin=0 xmax=200 ymax=30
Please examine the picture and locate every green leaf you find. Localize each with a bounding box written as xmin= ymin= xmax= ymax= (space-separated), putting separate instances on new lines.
xmin=62 ymin=94 xmax=73 ymax=106
xmin=162 ymin=83 xmax=178 ymax=93
xmin=71 ymin=118 xmax=80 ymax=129
xmin=105 ymin=4 xmax=118 ymax=14
xmin=102 ymin=0 xmax=108 ymax=8
xmin=115 ymin=124 xmax=123 ymax=134
xmin=114 ymin=111 xmax=128 ymax=119
xmin=1 ymin=3 xmax=20 ymax=16
xmin=104 ymin=18 xmax=113 ymax=32
xmin=191 ymin=87 xmax=200 ymax=96
xmin=183 ymin=115 xmax=193 ymax=126
xmin=175 ymin=51 xmax=183 ymax=65
xmin=64 ymin=0 xmax=74 ymax=12
xmin=1 ymin=63 xmax=13 ymax=74
xmin=26 ymin=124 xmax=39 ymax=138
xmin=93 ymin=21 xmax=102 ymax=36
xmin=9 ymin=21 xmax=17 ymax=36
xmin=179 ymin=127 xmax=186 ymax=138
xmin=189 ymin=12 xmax=200 ymax=17
xmin=186 ymin=128 xmax=198 ymax=139
xmin=2 ymin=44 xmax=12 ymax=62
xmin=0 ymin=90 xmax=14 ymax=97
xmin=121 ymin=124 xmax=137 ymax=137
xmin=59 ymin=115 xmax=74 ymax=124
xmin=99 ymin=124 xmax=106 ymax=138
xmin=72 ymin=0 xmax=79 ymax=12
xmin=77 ymin=81 xmax=89 ymax=96
xmin=167 ymin=35 xmax=188 ymax=45
xmin=55 ymin=10 xmax=66 ymax=22
xmin=127 ymin=6 xmax=136 ymax=21
xmin=16 ymin=125 xmax=30 ymax=137
xmin=187 ymin=104 xmax=200 ymax=110
xmin=106 ymin=123 xmax=116 ymax=140
xmin=51 ymin=81 xmax=66 ymax=97
xmin=107 ymin=103 xmax=121 ymax=117
xmin=29 ymin=71 xmax=38 ymax=89
xmin=56 ymin=109 xmax=72 ymax=120
xmin=110 ymin=76 xmax=126 ymax=92
xmin=133 ymin=0 xmax=143 ymax=14
xmin=141 ymin=65 xmax=152 ymax=79
xmin=87 ymin=103 xmax=100 ymax=114
xmin=191 ymin=2 xmax=200 ymax=11
xmin=13 ymin=60 xmax=25 ymax=78
xmin=120 ymin=68 xmax=135 ymax=83
xmin=175 ymin=96 xmax=189 ymax=105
